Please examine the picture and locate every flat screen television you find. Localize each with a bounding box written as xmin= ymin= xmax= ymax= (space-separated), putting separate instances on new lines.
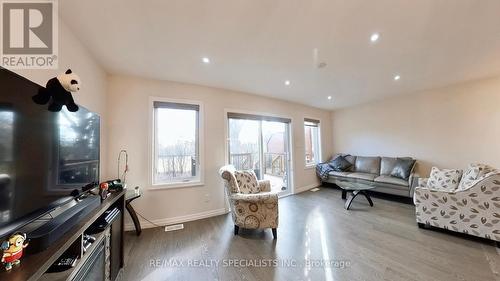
xmin=0 ymin=68 xmax=100 ymax=238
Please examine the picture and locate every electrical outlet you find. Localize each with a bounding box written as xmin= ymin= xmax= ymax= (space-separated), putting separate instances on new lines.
xmin=204 ymin=193 xmax=210 ymax=203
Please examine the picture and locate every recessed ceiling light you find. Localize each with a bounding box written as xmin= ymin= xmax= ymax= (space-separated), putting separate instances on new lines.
xmin=284 ymin=80 xmax=291 ymax=86
xmin=202 ymin=57 xmax=210 ymax=64
xmin=370 ymin=33 xmax=380 ymax=43
xmin=394 ymin=75 xmax=401 ymax=81
xmin=327 ymin=96 xmax=332 ymax=100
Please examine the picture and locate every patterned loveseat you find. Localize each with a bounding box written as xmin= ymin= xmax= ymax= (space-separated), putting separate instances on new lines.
xmin=219 ymin=165 xmax=279 ymax=239
xmin=414 ymin=166 xmax=500 ymax=244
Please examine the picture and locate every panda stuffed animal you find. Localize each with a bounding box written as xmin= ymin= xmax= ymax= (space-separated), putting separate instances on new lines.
xmin=32 ymin=69 xmax=81 ymax=112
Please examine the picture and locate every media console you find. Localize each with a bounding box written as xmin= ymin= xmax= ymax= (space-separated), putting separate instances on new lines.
xmin=0 ymin=190 xmax=125 ymax=281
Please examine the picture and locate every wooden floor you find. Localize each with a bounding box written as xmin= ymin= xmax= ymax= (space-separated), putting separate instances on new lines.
xmin=123 ymin=187 xmax=500 ymax=281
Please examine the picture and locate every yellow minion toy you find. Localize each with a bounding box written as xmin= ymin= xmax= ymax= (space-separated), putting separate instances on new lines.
xmin=1 ymin=233 xmax=29 ymax=271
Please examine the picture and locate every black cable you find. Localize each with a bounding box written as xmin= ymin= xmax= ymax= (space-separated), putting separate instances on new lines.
xmin=134 ymin=210 xmax=163 ymax=228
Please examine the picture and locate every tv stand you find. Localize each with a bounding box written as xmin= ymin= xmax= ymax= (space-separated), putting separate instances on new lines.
xmin=0 ymin=190 xmax=125 ymax=281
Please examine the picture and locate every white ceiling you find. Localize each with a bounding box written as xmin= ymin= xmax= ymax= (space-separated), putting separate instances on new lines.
xmin=60 ymin=0 xmax=500 ymax=109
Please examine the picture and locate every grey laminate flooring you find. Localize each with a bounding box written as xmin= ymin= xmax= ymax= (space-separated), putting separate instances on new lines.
xmin=123 ymin=187 xmax=500 ymax=281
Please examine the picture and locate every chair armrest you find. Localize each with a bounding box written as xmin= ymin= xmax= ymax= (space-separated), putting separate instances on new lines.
xmin=230 ymin=191 xmax=279 ymax=203
xmin=411 ymin=177 xmax=428 ymax=200
xmin=258 ymin=180 xmax=271 ymax=192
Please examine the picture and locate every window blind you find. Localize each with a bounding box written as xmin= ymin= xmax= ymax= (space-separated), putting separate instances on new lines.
xmin=304 ymin=118 xmax=320 ymax=127
xmin=227 ymin=112 xmax=291 ymax=123
xmin=153 ymin=101 xmax=199 ymax=111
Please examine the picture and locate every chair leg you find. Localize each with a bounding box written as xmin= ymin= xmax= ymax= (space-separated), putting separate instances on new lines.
xmin=272 ymin=228 xmax=277 ymax=239
xmin=234 ymin=225 xmax=239 ymax=235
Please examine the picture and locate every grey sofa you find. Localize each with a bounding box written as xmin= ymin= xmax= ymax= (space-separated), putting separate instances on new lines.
xmin=322 ymin=155 xmax=418 ymax=198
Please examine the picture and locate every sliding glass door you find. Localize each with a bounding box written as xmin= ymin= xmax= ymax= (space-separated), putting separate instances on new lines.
xmin=228 ymin=113 xmax=292 ymax=195
xmin=261 ymin=120 xmax=290 ymax=194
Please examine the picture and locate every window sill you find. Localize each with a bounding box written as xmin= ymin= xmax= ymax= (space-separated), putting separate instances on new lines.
xmin=149 ymin=181 xmax=204 ymax=190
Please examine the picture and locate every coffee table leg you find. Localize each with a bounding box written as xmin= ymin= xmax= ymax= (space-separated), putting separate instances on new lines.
xmin=341 ymin=190 xmax=347 ymax=200
xmin=344 ymin=190 xmax=359 ymax=210
xmin=361 ymin=191 xmax=374 ymax=207
xmin=344 ymin=190 xmax=374 ymax=210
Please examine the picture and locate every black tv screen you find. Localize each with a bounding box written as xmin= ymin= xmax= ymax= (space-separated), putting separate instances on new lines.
xmin=0 ymin=68 xmax=100 ymax=236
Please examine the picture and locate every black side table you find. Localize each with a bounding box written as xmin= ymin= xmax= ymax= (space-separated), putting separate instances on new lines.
xmin=125 ymin=187 xmax=142 ymax=236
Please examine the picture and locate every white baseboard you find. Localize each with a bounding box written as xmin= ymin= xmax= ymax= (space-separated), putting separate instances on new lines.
xmin=294 ymin=183 xmax=320 ymax=194
xmin=125 ymin=207 xmax=229 ymax=231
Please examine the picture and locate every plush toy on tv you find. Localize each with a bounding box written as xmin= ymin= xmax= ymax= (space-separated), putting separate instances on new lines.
xmin=32 ymin=69 xmax=81 ymax=112
xmin=1 ymin=233 xmax=29 ymax=271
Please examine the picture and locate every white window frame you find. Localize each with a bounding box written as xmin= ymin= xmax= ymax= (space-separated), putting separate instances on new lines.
xmin=149 ymin=97 xmax=204 ymax=189
xmin=304 ymin=118 xmax=321 ymax=169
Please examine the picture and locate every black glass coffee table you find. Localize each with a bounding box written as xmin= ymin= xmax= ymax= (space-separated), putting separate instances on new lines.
xmin=337 ymin=180 xmax=375 ymax=210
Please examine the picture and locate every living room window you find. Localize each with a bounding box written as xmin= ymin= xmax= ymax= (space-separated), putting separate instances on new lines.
xmin=152 ymin=100 xmax=202 ymax=187
xmin=304 ymin=118 xmax=321 ymax=167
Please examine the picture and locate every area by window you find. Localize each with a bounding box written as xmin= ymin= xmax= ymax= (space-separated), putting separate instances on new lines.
xmin=152 ymin=101 xmax=200 ymax=186
xmin=304 ymin=118 xmax=321 ymax=166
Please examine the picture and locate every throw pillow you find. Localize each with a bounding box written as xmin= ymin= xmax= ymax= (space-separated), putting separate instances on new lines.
xmin=390 ymin=158 xmax=416 ymax=179
xmin=457 ymin=163 xmax=500 ymax=191
xmin=457 ymin=164 xmax=481 ymax=191
xmin=426 ymin=167 xmax=463 ymax=192
xmin=328 ymin=155 xmax=352 ymax=171
xmin=477 ymin=164 xmax=498 ymax=178
xmin=234 ymin=170 xmax=260 ymax=194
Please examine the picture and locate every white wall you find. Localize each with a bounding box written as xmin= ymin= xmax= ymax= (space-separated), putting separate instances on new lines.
xmin=12 ymin=19 xmax=109 ymax=179
xmin=331 ymin=76 xmax=500 ymax=177
xmin=106 ymin=75 xmax=332 ymax=228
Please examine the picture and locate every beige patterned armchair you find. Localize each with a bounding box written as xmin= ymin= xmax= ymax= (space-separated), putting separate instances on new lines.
xmin=414 ymin=169 xmax=500 ymax=244
xmin=219 ymin=165 xmax=279 ymax=239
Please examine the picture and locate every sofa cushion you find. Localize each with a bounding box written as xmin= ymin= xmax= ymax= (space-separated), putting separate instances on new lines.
xmin=390 ymin=158 xmax=416 ymax=180
xmin=354 ymin=156 xmax=381 ymax=174
xmin=426 ymin=167 xmax=463 ymax=192
xmin=345 ymin=172 xmax=378 ymax=181
xmin=374 ymin=175 xmax=408 ymax=186
xmin=329 ymin=155 xmax=352 ymax=171
xmin=328 ymin=171 xmax=352 ymax=177
xmin=380 ymin=157 xmax=398 ymax=175
xmin=380 ymin=157 xmax=413 ymax=175
xmin=234 ymin=170 xmax=260 ymax=194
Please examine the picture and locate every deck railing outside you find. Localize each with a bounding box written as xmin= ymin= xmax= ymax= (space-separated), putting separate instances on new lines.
xmin=229 ymin=152 xmax=286 ymax=177
xmin=229 ymin=153 xmax=254 ymax=171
